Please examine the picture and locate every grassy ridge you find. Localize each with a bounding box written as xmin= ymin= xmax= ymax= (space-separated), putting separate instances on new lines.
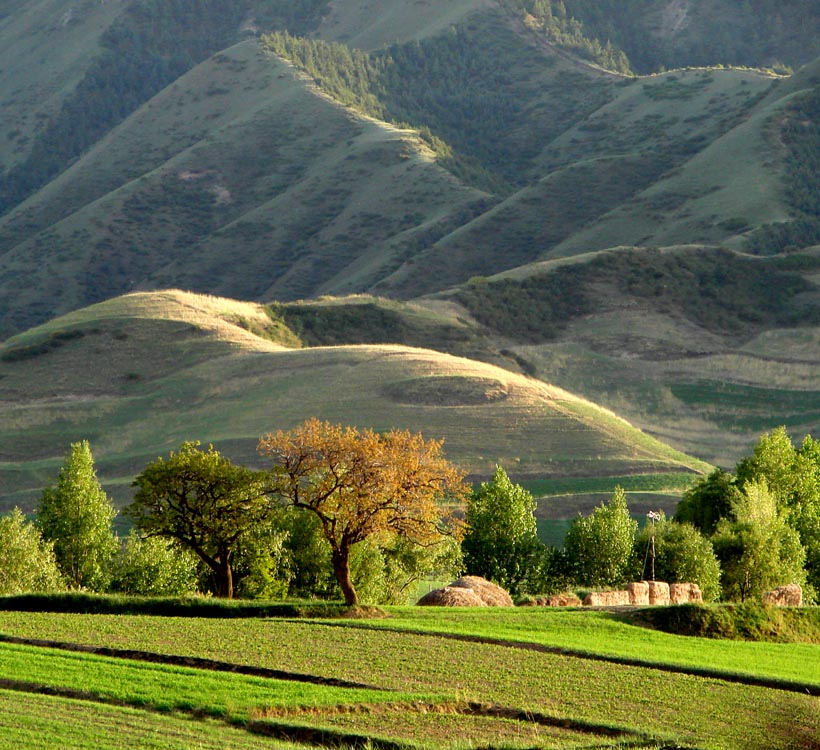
xmin=0 ymin=291 xmax=706 ymax=512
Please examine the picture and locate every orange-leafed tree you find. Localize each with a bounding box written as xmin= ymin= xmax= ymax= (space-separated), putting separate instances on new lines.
xmin=259 ymin=418 xmax=467 ymax=606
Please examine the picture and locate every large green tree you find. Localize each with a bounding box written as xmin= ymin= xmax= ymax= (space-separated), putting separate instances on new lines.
xmin=259 ymin=418 xmax=467 ymax=607
xmin=129 ymin=442 xmax=272 ymax=598
xmin=712 ymin=480 xmax=806 ymax=602
xmin=37 ymin=440 xmax=118 ymax=591
xmin=735 ymin=427 xmax=820 ymax=598
xmin=674 ymin=468 xmax=739 ymax=536
xmin=462 ymin=465 xmax=545 ymax=596
xmin=0 ymin=508 xmax=65 ymax=595
xmin=564 ymin=487 xmax=637 ymax=588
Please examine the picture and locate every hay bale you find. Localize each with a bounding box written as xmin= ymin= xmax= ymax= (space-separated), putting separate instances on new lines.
xmin=524 ymin=593 xmax=582 ymax=607
xmin=449 ymin=576 xmax=514 ymax=607
xmin=762 ymin=584 xmax=803 ymax=607
xmin=669 ymin=582 xmax=703 ymax=604
xmin=627 ymin=582 xmax=650 ymax=606
xmin=543 ymin=593 xmax=582 ymax=607
xmin=583 ymin=590 xmax=630 ymax=607
xmin=417 ymin=586 xmax=486 ymax=607
xmin=648 ymin=581 xmax=670 ymax=605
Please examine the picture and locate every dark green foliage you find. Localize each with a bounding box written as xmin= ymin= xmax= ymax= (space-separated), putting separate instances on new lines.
xmin=631 ymin=602 xmax=820 ymax=643
xmin=745 ymin=87 xmax=820 ymax=254
xmin=274 ymin=300 xmax=472 ymax=349
xmin=563 ymin=0 xmax=820 ymax=74
xmin=0 ymin=0 xmax=330 ymax=215
xmin=455 ymin=247 xmax=817 ymax=343
xmin=509 ymin=0 xmax=632 ymax=74
xmin=675 ymin=469 xmax=739 ymax=536
xmin=456 ymin=269 xmax=590 ymax=342
xmin=129 ymin=442 xmax=273 ymax=598
xmin=1 ymin=330 xmax=86 ymax=363
xmin=264 ymin=12 xmax=612 ymax=189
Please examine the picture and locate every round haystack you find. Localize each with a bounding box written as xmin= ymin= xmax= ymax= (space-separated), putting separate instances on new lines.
xmin=449 ymin=576 xmax=514 ymax=607
xmin=417 ymin=586 xmax=486 ymax=606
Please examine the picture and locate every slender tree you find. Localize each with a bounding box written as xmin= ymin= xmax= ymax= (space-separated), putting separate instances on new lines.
xmin=564 ymin=486 xmax=637 ymax=588
xmin=37 ymin=440 xmax=118 ymax=591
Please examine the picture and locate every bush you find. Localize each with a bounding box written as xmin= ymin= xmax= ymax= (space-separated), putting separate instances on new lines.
xmin=109 ymin=533 xmax=200 ymax=597
xmin=0 ymin=509 xmax=64 ymax=595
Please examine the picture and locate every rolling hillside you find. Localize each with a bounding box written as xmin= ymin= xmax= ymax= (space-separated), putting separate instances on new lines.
xmin=0 ymin=290 xmax=707 ymax=513
xmin=4 ymin=0 xmax=820 ymax=501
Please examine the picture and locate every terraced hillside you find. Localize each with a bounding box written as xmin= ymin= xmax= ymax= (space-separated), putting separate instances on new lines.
xmin=0 ymin=290 xmax=707 ymax=512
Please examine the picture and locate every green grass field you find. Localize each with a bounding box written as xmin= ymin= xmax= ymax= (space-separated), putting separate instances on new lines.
xmin=0 ymin=606 xmax=817 ymax=749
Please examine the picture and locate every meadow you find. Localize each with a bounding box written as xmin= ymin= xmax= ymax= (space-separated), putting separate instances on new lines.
xmin=0 ymin=603 xmax=817 ymax=749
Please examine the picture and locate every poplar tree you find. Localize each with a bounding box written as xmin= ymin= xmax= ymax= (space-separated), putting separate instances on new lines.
xmin=37 ymin=440 xmax=118 ymax=591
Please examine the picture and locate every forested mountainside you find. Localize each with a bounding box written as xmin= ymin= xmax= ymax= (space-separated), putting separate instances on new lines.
xmin=3 ymin=0 xmax=820 ymax=335
xmin=562 ymin=0 xmax=820 ymax=74
xmin=3 ymin=0 xmax=820 ymax=476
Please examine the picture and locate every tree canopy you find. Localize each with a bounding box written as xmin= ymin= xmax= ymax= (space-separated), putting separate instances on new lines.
xmin=0 ymin=508 xmax=64 ymax=595
xmin=712 ymin=479 xmax=806 ymax=602
xmin=37 ymin=440 xmax=118 ymax=591
xmin=631 ymin=513 xmax=722 ymax=602
xmin=258 ymin=418 xmax=467 ymax=606
xmin=563 ymin=486 xmax=637 ymax=589
xmin=129 ymin=441 xmax=271 ymax=598
xmin=462 ymin=465 xmax=545 ymax=596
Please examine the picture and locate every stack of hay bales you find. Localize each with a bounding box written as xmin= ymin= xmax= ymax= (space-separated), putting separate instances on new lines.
xmin=582 ymin=581 xmax=704 ymax=607
xmin=521 ymin=593 xmax=582 ymax=607
xmin=762 ymin=583 xmax=803 ymax=606
xmin=416 ymin=576 xmax=513 ymax=607
xmin=417 ymin=586 xmax=485 ymax=606
xmin=669 ymin=582 xmax=703 ymax=604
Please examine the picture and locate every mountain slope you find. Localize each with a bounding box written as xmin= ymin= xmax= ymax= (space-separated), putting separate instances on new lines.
xmin=0 ymin=291 xmax=707 ymax=511
xmin=5 ymin=0 xmax=820 ymax=482
xmin=0 ymin=40 xmax=488 ymax=335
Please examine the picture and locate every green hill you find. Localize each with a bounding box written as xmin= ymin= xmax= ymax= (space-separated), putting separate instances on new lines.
xmin=0 ymin=290 xmax=707 ymax=513
xmin=5 ymin=0 xmax=820 ymax=499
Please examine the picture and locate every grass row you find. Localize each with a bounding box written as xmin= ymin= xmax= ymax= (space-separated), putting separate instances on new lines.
xmin=0 ymin=690 xmax=302 ymax=750
xmin=521 ymin=472 xmax=698 ymax=497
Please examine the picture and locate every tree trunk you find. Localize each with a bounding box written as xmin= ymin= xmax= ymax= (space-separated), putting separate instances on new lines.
xmin=332 ymin=545 xmax=358 ymax=606
xmin=214 ymin=557 xmax=234 ymax=598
